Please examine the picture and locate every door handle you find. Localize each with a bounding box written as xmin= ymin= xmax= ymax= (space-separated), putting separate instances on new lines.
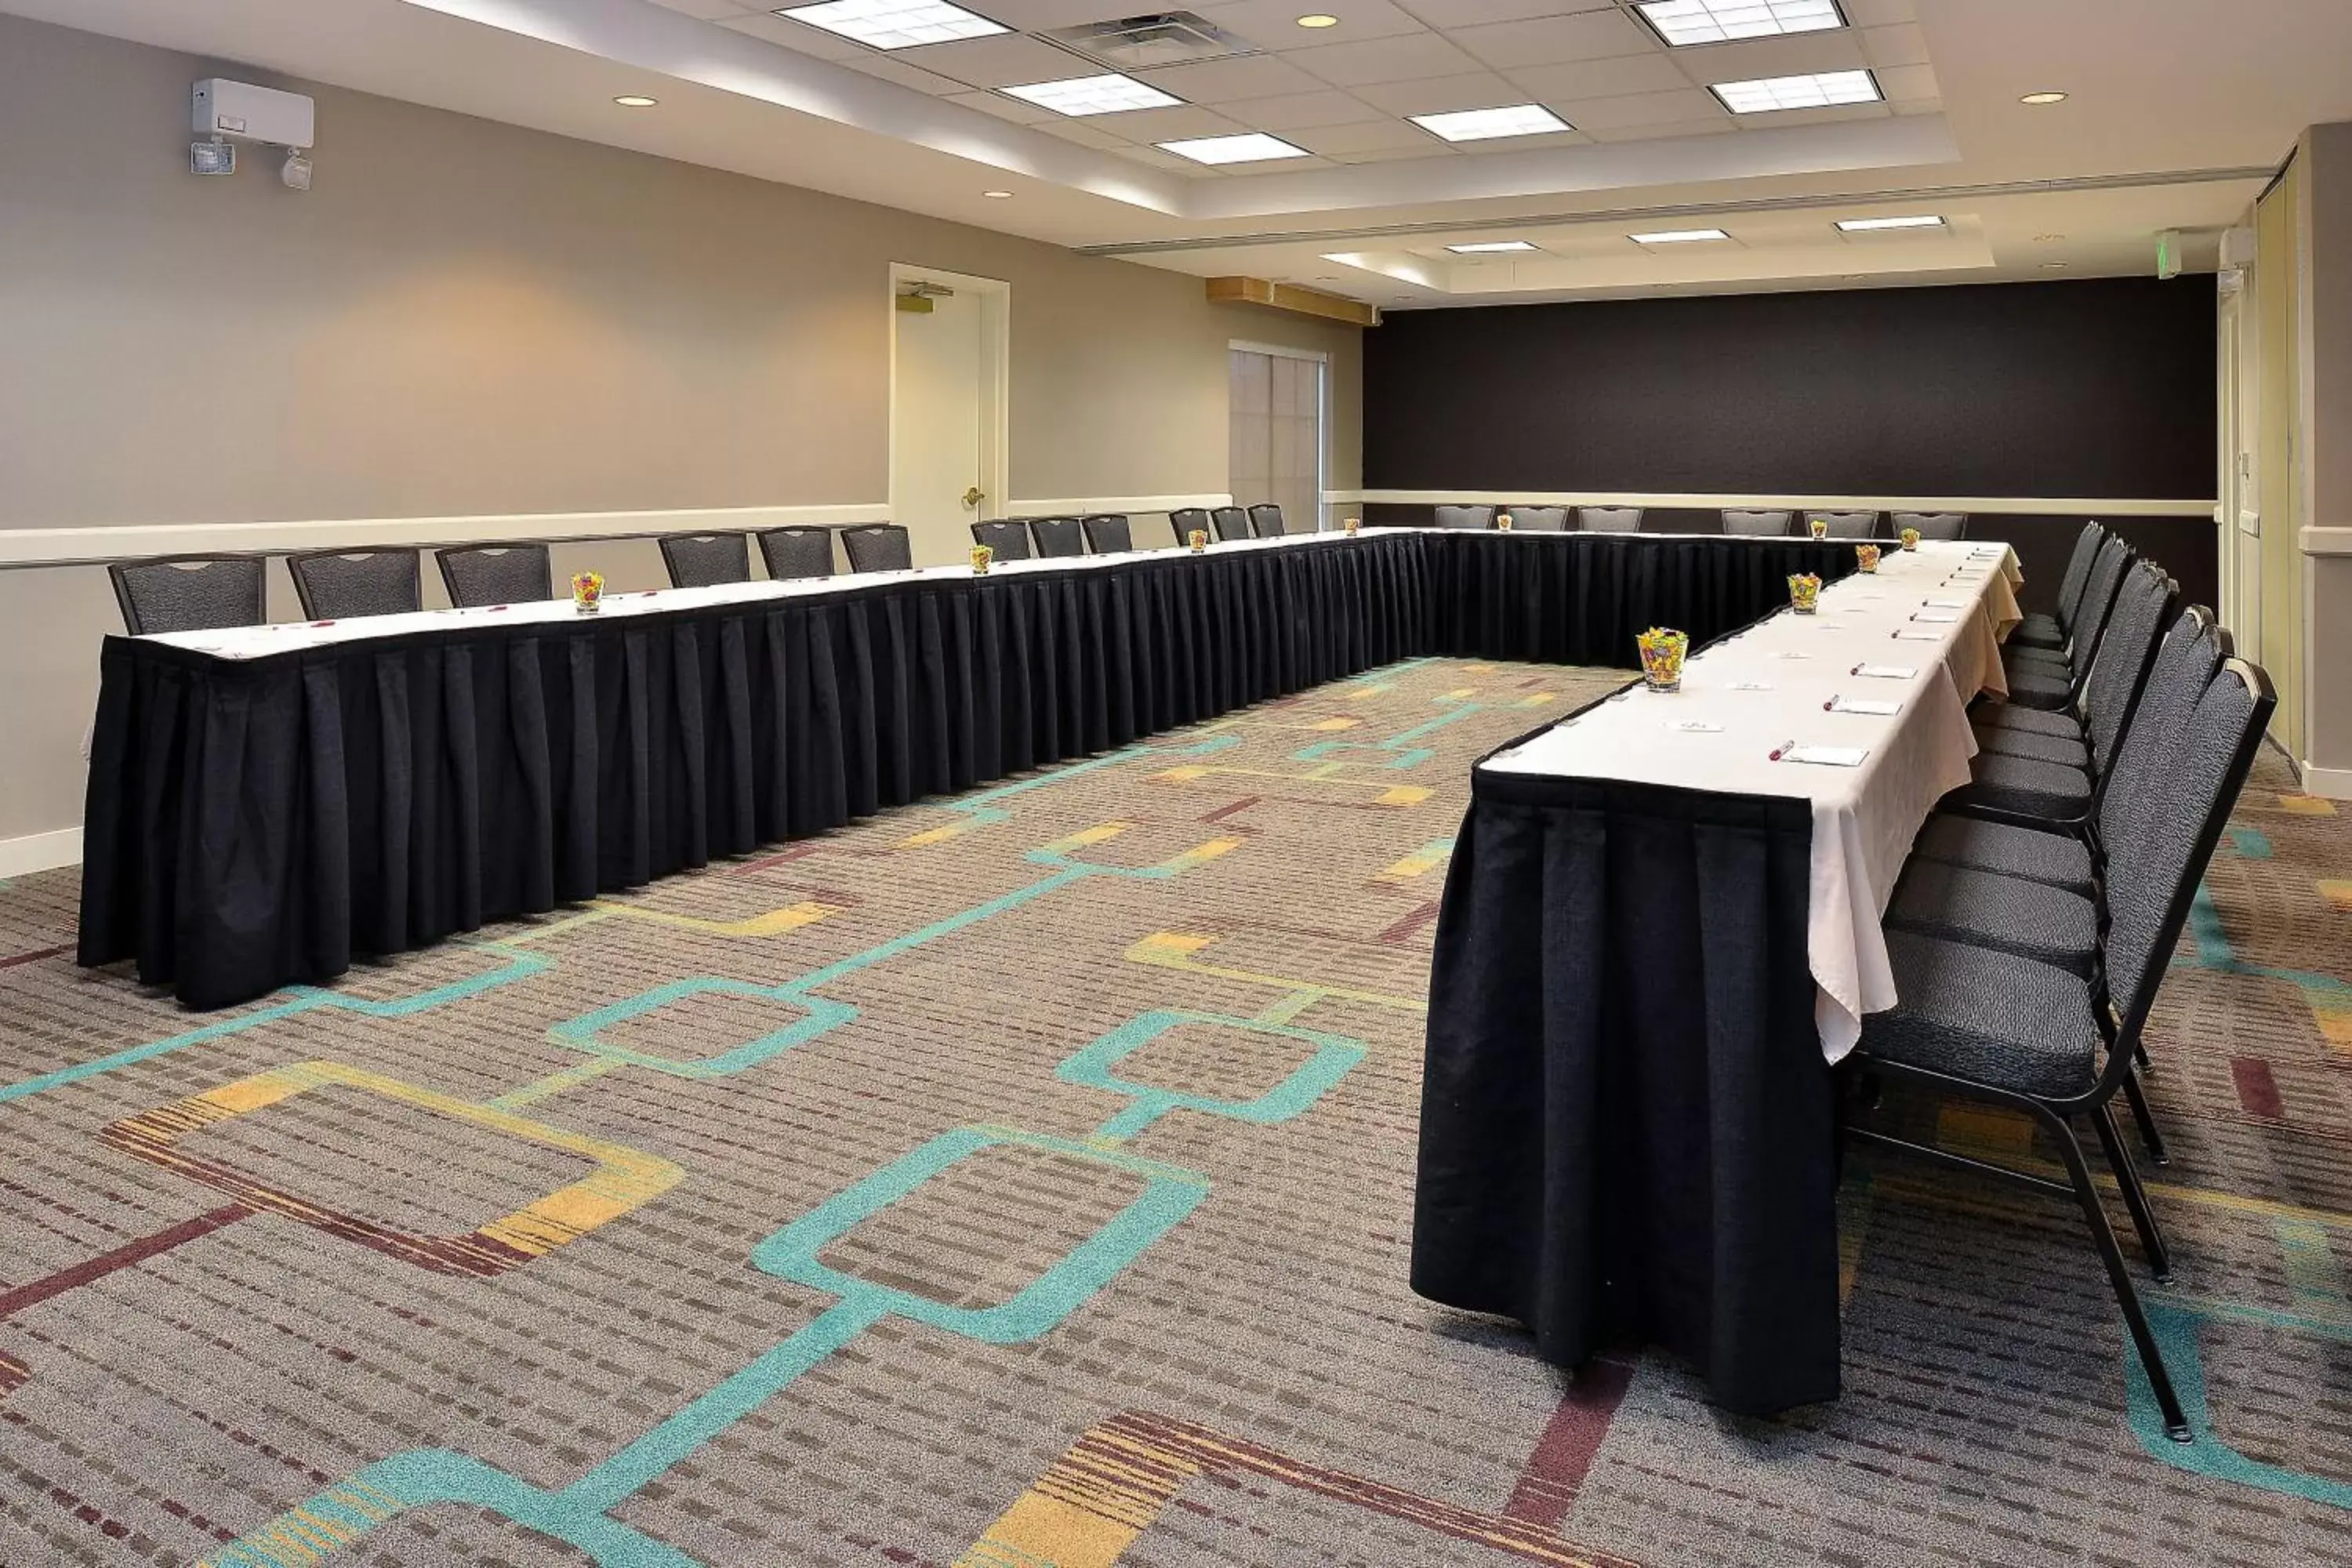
xmin=963 ymin=485 xmax=985 ymax=510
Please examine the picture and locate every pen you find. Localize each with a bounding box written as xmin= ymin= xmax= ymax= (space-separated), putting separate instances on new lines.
xmin=1769 ymin=738 xmax=1797 ymax=760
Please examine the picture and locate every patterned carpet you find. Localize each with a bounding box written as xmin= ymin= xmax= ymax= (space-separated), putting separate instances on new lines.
xmin=2 ymin=655 xmax=2350 ymax=1567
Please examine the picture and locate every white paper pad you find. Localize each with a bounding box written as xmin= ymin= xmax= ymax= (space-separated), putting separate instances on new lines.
xmin=1780 ymin=746 xmax=1869 ymax=767
xmin=1827 ymin=695 xmax=1903 ymax=716
xmin=1853 ymin=663 xmax=1918 ymax=679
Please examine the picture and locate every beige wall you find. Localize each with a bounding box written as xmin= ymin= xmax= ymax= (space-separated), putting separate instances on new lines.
xmin=2302 ymin=122 xmax=2352 ymax=787
xmin=0 ymin=13 xmax=1363 ymax=855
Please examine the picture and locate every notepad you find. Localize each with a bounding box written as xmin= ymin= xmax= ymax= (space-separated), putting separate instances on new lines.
xmin=1730 ymin=680 xmax=1777 ymax=691
xmin=1828 ymin=695 xmax=1902 ymax=716
xmin=1912 ymin=610 xmax=1962 ymax=623
xmin=1769 ymin=651 xmax=1814 ymax=660
xmin=1893 ymin=630 xmax=1943 ymax=641
xmin=1922 ymin=597 xmax=1969 ymax=608
xmin=1666 ymin=720 xmax=1724 ymax=733
xmin=1853 ymin=663 xmax=1918 ymax=680
xmin=1780 ymin=745 xmax=1869 ymax=767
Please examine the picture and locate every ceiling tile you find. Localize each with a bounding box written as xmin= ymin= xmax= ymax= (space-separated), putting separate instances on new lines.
xmin=1227 ymin=89 xmax=1391 ymax=128
xmin=1083 ymin=103 xmax=1250 ymax=139
xmin=1287 ymin=118 xmax=1443 ymax=154
xmin=1192 ymin=0 xmax=1431 ymax=52
xmin=1860 ymin=22 xmax=1929 ymax=67
xmin=1135 ymin=53 xmax=1330 ymax=103
xmin=897 ymin=32 xmax=1099 ymax=88
xmin=1458 ymin=127 xmax=1588 ymax=152
xmin=649 ymin=0 xmax=746 ymax=20
xmin=1580 ymin=115 xmax=1737 ymax=141
xmin=1029 ymin=117 xmax=1132 ymax=147
xmin=1348 ymin=71 xmax=1526 ymax=116
xmin=941 ymin=89 xmax=1058 ymax=122
xmin=1547 ymin=86 xmax=1724 ymax=128
xmin=1452 ymin=9 xmax=1657 ymax=69
xmin=717 ymin=13 xmax=866 ymax=58
xmin=1284 ymin=33 xmax=1483 ymax=86
xmin=1392 ymin=0 xmax=1619 ymax=24
xmin=836 ymin=54 xmax=973 ymax=93
xmin=1874 ymin=61 xmax=1937 ymax=102
xmin=1835 ymin=0 xmax=1917 ymax=24
xmin=1671 ymin=29 xmax=1867 ymax=80
xmin=1503 ymin=53 xmax=1690 ymax=101
xmin=1327 ymin=143 xmax=1454 ymax=163
xmin=964 ymin=0 xmax=1171 ymax=27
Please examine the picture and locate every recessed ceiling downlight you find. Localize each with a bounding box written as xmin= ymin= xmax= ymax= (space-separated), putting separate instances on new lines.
xmin=2020 ymin=90 xmax=2069 ymax=105
xmin=612 ymin=95 xmax=659 ymax=107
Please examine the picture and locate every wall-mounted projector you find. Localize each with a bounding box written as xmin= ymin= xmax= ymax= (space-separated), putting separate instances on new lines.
xmin=191 ymin=78 xmax=316 ymax=187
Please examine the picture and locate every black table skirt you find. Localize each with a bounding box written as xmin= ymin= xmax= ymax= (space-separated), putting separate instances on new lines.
xmin=1408 ymin=739 xmax=1842 ymax=1417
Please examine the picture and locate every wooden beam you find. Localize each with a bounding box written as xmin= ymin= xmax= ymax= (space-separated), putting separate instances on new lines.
xmin=1207 ymin=277 xmax=1380 ymax=328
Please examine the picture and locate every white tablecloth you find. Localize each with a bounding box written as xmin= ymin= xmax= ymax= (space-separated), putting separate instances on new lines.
xmin=1482 ymin=539 xmax=2022 ymax=1062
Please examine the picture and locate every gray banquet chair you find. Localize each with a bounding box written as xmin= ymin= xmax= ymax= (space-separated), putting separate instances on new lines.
xmin=658 ymin=532 xmax=753 ymax=590
xmin=1170 ymin=507 xmax=1212 ymax=544
xmin=840 ymin=523 xmax=913 ymax=573
xmin=109 ymin=554 xmax=267 ymax=636
xmin=1722 ymin=510 xmax=1794 ymax=535
xmin=2012 ymin=524 xmax=2107 ymax=652
xmin=971 ymin=520 xmax=1033 ymax=561
xmin=435 ymin=543 xmax=554 ymax=608
xmin=1030 ymin=516 xmax=1088 ymax=558
xmin=1210 ymin=506 xmax=1254 ymax=543
xmin=1895 ymin=511 xmax=1970 ymax=540
xmin=1081 ymin=514 xmax=1133 ymax=554
xmin=757 ymin=525 xmax=836 ymax=581
xmin=1808 ymin=510 xmax=1880 ymax=539
xmin=1507 ymin=506 xmax=1569 ymax=532
xmin=1248 ymin=503 xmax=1288 ymax=539
xmin=1433 ymin=504 xmax=1495 ymax=530
xmin=1577 ymin=507 xmax=1644 ymax=533
xmin=286 ymin=549 xmax=423 ymax=620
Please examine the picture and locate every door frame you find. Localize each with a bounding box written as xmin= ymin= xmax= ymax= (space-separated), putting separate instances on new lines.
xmin=1229 ymin=339 xmax=1329 ymax=531
xmin=888 ymin=262 xmax=1010 ymax=528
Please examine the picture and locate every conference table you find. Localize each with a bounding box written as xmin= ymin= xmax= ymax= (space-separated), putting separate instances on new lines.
xmin=79 ymin=525 xmax=1857 ymax=1010
xmin=1411 ymin=539 xmax=2024 ymax=1418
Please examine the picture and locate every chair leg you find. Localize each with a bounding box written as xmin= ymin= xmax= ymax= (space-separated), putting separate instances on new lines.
xmin=2048 ymin=1111 xmax=2191 ymax=1442
xmin=2122 ymin=1065 xmax=2171 ymax=1166
xmin=2133 ymin=1040 xmax=2152 ymax=1073
xmin=2091 ymin=1102 xmax=2172 ymax=1283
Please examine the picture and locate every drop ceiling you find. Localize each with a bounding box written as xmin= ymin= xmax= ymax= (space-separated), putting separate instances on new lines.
xmin=8 ymin=0 xmax=2348 ymax=305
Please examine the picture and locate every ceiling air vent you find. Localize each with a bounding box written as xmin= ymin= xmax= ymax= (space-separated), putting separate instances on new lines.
xmin=1040 ymin=12 xmax=1257 ymax=70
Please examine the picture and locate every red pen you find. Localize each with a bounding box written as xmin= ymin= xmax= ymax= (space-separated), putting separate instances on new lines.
xmin=310 ymin=619 xmax=336 ymax=628
xmin=1769 ymin=738 xmax=1797 ymax=760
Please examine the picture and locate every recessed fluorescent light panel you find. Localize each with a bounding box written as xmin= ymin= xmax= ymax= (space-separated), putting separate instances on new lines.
xmin=1410 ymin=103 xmax=1571 ymax=142
xmin=1632 ymin=228 xmax=1730 ymax=244
xmin=775 ymin=0 xmax=1007 ymax=49
xmin=1709 ymin=69 xmax=1881 ymax=114
xmin=1157 ymin=132 xmax=1311 ymax=164
xmin=1836 ymin=214 xmax=1944 ymax=231
xmin=1446 ymin=241 xmax=1540 ymax=253
xmin=1000 ymin=73 xmax=1180 ymax=115
xmin=1636 ymin=0 xmax=1844 ymax=46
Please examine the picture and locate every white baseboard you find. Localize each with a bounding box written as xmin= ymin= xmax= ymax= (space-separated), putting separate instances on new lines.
xmin=0 ymin=503 xmax=893 ymax=571
xmin=0 ymin=828 xmax=82 ymax=879
xmin=2298 ymin=762 xmax=2352 ymax=800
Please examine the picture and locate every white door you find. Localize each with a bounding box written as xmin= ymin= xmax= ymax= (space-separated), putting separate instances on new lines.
xmin=891 ymin=281 xmax=994 ymax=566
xmin=1229 ymin=345 xmax=1326 ymax=532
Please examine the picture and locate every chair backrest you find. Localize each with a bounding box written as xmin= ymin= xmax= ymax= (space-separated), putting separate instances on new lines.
xmin=658 ymin=532 xmax=752 ymax=590
xmin=1578 ymin=507 xmax=1643 ymax=533
xmin=2078 ymin=562 xmax=2178 ymax=776
xmin=1082 ymin=514 xmax=1133 ymax=554
xmin=1893 ymin=511 xmax=1969 ymax=540
xmin=1433 ymin=504 xmax=1495 ymax=530
xmin=2105 ymin=658 xmax=2274 ymax=1046
xmin=1248 ymin=503 xmax=1287 ymax=539
xmin=286 ymin=550 xmax=421 ymax=620
xmin=971 ymin=520 xmax=1033 ymax=561
xmin=436 ymin=543 xmax=554 ymax=609
xmin=109 ymin=554 xmax=267 ymax=636
xmin=1030 ymin=516 xmax=1087 ymax=558
xmin=1808 ymin=510 xmax=1879 ymax=539
xmin=840 ymin=524 xmax=913 ymax=573
xmin=2062 ymin=535 xmax=2135 ymax=674
xmin=1210 ymin=506 xmax=1253 ymax=543
xmin=2053 ymin=522 xmax=2107 ymax=630
xmin=757 ymin=525 xmax=836 ymax=581
xmin=1169 ymin=507 xmax=1211 ymax=544
xmin=2097 ymin=608 xmax=2223 ymax=855
xmin=1722 ymin=510 xmax=1793 ymax=535
xmin=1508 ymin=506 xmax=1569 ymax=532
